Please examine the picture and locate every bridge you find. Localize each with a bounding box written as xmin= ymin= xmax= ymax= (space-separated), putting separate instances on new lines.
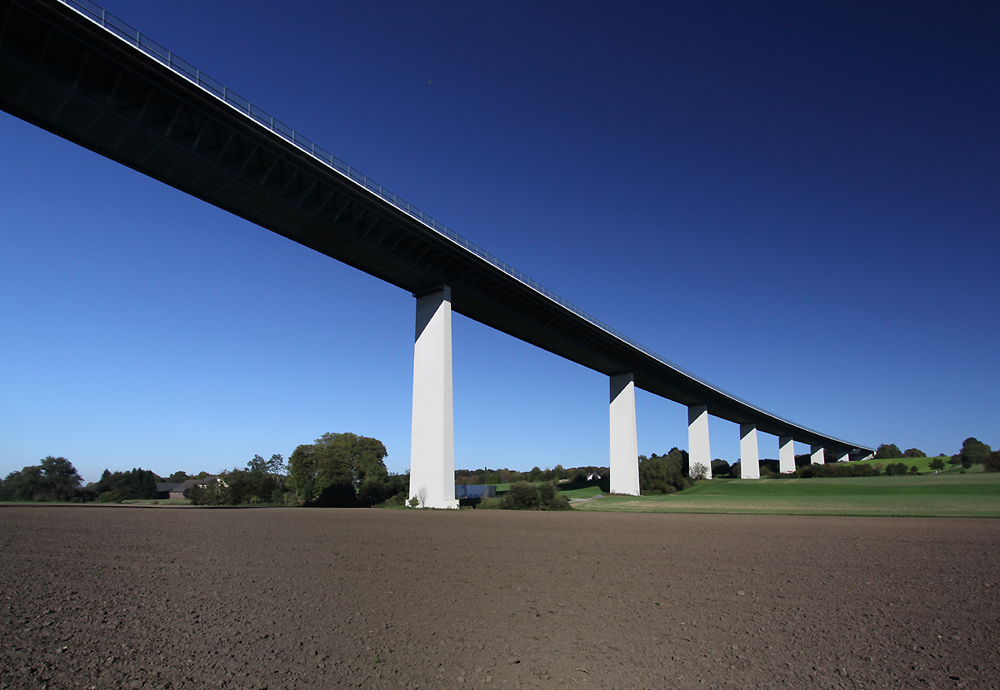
xmin=0 ymin=0 xmax=874 ymax=507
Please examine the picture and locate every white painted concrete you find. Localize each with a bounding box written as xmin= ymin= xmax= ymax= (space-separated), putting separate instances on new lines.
xmin=609 ymin=373 xmax=640 ymax=495
xmin=810 ymin=445 xmax=825 ymax=466
xmin=836 ymin=451 xmax=850 ymax=463
xmin=739 ymin=424 xmax=760 ymax=478
xmin=779 ymin=436 xmax=796 ymax=474
xmin=408 ymin=287 xmax=459 ymax=509
xmin=688 ymin=404 xmax=712 ymax=479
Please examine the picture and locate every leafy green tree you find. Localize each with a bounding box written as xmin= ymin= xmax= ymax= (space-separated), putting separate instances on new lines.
xmin=958 ymin=438 xmax=991 ymax=467
xmin=875 ymin=444 xmax=903 ymax=460
xmin=1 ymin=457 xmax=82 ymax=501
xmin=0 ymin=466 xmax=42 ymax=501
xmin=903 ymin=448 xmax=926 ymax=458
xmin=639 ymin=449 xmax=688 ymax=493
xmin=984 ymin=451 xmax=1000 ymax=473
xmin=92 ymin=467 xmax=159 ymax=500
xmin=288 ymin=432 xmax=389 ymax=506
xmin=929 ymin=457 xmax=946 ymax=471
xmin=248 ymin=454 xmax=286 ymax=476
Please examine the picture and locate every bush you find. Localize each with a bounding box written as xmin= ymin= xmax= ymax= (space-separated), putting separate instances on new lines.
xmin=96 ymin=490 xmax=122 ymax=503
xmin=504 ymin=481 xmax=540 ymax=510
xmin=477 ymin=496 xmax=504 ymax=510
xmin=498 ymin=482 xmax=570 ymax=511
xmin=378 ymin=492 xmax=408 ymax=508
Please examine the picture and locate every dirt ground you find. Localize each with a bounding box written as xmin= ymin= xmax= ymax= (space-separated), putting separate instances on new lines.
xmin=1 ymin=506 xmax=998 ymax=689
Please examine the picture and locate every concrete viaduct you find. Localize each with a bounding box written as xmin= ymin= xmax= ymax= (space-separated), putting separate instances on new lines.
xmin=0 ymin=0 xmax=874 ymax=508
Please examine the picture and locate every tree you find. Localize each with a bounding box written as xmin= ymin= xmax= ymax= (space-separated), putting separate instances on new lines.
xmin=874 ymin=444 xmax=903 ymax=460
xmin=984 ymin=451 xmax=1000 ymax=473
xmin=1 ymin=457 xmax=83 ymax=501
xmin=903 ymin=448 xmax=926 ymax=458
xmin=35 ymin=456 xmax=82 ymax=501
xmin=248 ymin=454 xmax=286 ymax=476
xmin=640 ymin=450 xmax=688 ymax=493
xmin=929 ymin=457 xmax=946 ymax=472
xmin=958 ymin=438 xmax=991 ymax=467
xmin=288 ymin=432 xmax=390 ymax=506
xmin=689 ymin=462 xmax=709 ymax=480
xmin=92 ymin=467 xmax=159 ymax=500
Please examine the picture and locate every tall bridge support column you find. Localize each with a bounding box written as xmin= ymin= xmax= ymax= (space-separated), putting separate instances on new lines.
xmin=779 ymin=436 xmax=796 ymax=474
xmin=609 ymin=373 xmax=640 ymax=496
xmin=740 ymin=424 xmax=760 ymax=478
xmin=810 ymin=445 xmax=826 ymax=466
xmin=688 ymin=404 xmax=712 ymax=479
xmin=836 ymin=451 xmax=850 ymax=463
xmin=409 ymin=287 xmax=459 ymax=509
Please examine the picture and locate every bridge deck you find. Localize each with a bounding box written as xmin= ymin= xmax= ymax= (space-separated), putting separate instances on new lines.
xmin=0 ymin=0 xmax=871 ymax=456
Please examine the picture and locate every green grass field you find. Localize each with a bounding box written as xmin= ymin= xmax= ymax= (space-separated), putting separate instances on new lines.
xmin=847 ymin=455 xmax=956 ymax=474
xmin=571 ymin=471 xmax=1000 ymax=517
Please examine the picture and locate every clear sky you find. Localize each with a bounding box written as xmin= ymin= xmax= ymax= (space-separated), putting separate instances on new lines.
xmin=2 ymin=0 xmax=997 ymax=484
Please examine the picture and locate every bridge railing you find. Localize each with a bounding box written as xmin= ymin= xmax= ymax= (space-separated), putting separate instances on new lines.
xmin=59 ymin=0 xmax=840 ymax=439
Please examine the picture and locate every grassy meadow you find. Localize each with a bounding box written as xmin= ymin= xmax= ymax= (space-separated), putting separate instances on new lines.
xmin=569 ymin=470 xmax=1000 ymax=517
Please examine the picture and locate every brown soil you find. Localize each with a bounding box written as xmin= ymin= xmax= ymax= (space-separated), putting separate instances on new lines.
xmin=1 ymin=506 xmax=998 ymax=689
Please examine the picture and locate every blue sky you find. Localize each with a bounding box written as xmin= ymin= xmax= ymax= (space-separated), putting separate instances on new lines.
xmin=2 ymin=0 xmax=997 ymax=483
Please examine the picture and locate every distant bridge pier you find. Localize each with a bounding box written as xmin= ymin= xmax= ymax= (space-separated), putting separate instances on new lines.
xmin=739 ymin=424 xmax=761 ymax=478
xmin=779 ymin=436 xmax=796 ymax=474
xmin=810 ymin=445 xmax=826 ymax=466
xmin=609 ymin=373 xmax=640 ymax=495
xmin=836 ymin=451 xmax=850 ymax=463
xmin=408 ymin=287 xmax=459 ymax=509
xmin=688 ymin=404 xmax=713 ymax=479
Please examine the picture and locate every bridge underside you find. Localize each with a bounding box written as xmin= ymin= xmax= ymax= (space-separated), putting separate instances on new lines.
xmin=0 ymin=0 xmax=870 ymax=460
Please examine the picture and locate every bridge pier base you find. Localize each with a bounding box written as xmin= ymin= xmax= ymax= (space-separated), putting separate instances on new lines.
xmin=779 ymin=436 xmax=796 ymax=474
xmin=811 ymin=445 xmax=826 ymax=466
xmin=688 ymin=404 xmax=713 ymax=479
xmin=836 ymin=451 xmax=850 ymax=463
xmin=609 ymin=373 xmax=640 ymax=495
xmin=740 ymin=424 xmax=760 ymax=478
xmin=408 ymin=287 xmax=459 ymax=509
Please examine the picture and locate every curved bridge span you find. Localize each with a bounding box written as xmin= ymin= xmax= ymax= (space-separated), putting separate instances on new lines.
xmin=0 ymin=0 xmax=873 ymax=506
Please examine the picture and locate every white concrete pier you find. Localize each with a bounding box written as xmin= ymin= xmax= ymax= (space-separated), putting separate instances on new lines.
xmin=408 ymin=287 xmax=459 ymax=509
xmin=688 ymin=404 xmax=712 ymax=479
xmin=609 ymin=373 xmax=640 ymax=495
xmin=740 ymin=424 xmax=760 ymax=478
xmin=779 ymin=436 xmax=796 ymax=474
xmin=810 ymin=445 xmax=825 ymax=466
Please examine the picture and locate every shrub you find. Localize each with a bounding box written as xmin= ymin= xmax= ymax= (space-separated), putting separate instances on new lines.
xmin=379 ymin=492 xmax=408 ymax=508
xmin=984 ymin=451 xmax=1000 ymax=473
xmin=504 ymin=481 xmax=540 ymax=510
xmin=908 ymin=465 xmax=919 ymax=475
xmin=477 ymin=496 xmax=504 ymax=510
xmin=96 ymin=490 xmax=122 ymax=503
xmin=884 ymin=462 xmax=909 ymax=476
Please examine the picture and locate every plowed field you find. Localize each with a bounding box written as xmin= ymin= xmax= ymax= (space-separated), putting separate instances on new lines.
xmin=2 ymin=506 xmax=997 ymax=689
